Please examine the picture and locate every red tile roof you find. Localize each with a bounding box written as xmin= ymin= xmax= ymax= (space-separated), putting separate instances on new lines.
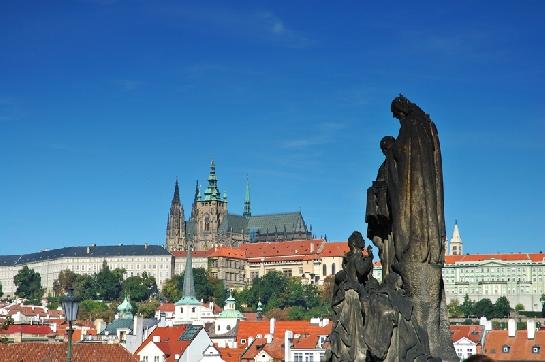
xmin=217 ymin=346 xmax=246 ymax=362
xmin=483 ymin=329 xmax=545 ymax=361
xmin=135 ymin=325 xmax=192 ymax=362
xmin=450 ymin=325 xmax=484 ymax=344
xmin=0 ymin=324 xmax=53 ymax=335
xmin=237 ymin=320 xmax=331 ymax=343
xmin=242 ymin=240 xmax=324 ymax=260
xmin=445 ymin=252 xmax=545 ymax=264
xmin=0 ymin=342 xmax=137 ymax=362
xmin=171 ymin=250 xmax=211 ymax=258
xmin=291 ymin=334 xmax=319 ymax=349
xmin=209 ymin=246 xmax=246 ymax=259
xmin=240 ymin=337 xmax=284 ymax=360
xmin=319 ymin=242 xmax=349 ymax=257
xmin=157 ymin=303 xmax=175 ymax=313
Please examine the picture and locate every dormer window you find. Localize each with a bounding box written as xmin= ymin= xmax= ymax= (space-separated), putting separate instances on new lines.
xmin=532 ymin=345 xmax=540 ymax=354
xmin=502 ymin=345 xmax=511 ymax=353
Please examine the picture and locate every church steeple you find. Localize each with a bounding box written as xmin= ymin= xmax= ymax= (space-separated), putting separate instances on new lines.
xmin=243 ymin=178 xmax=251 ymax=217
xmin=166 ymin=179 xmax=186 ymax=252
xmin=449 ymin=220 xmax=463 ymax=256
xmin=175 ymin=243 xmax=200 ymax=306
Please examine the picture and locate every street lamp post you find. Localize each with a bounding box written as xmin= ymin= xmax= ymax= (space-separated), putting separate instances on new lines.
xmin=62 ymin=288 xmax=80 ymax=362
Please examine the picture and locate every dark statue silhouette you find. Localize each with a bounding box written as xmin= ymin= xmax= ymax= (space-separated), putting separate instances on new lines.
xmin=325 ymin=95 xmax=457 ymax=361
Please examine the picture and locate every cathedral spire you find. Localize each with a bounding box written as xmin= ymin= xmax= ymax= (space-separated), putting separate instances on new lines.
xmin=243 ymin=177 xmax=251 ymax=217
xmin=166 ymin=179 xmax=185 ymax=252
xmin=204 ymin=160 xmax=222 ymax=201
xmin=172 ymin=177 xmax=180 ymax=205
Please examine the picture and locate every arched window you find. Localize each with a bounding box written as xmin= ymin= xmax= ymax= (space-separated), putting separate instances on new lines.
xmin=323 ymin=264 xmax=327 ymax=276
xmin=205 ymin=216 xmax=210 ymax=232
xmin=227 ymin=325 xmax=231 ymax=331
xmin=192 ymin=307 xmax=196 ymax=313
xmin=181 ymin=307 xmax=184 ymax=313
xmin=332 ymin=263 xmax=336 ymax=275
xmin=218 ymin=325 xmax=221 ymax=331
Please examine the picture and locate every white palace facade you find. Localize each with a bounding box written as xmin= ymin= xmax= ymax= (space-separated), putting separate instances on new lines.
xmin=374 ymin=223 xmax=545 ymax=312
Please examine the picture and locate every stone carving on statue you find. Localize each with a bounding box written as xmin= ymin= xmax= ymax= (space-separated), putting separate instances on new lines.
xmin=326 ymin=95 xmax=457 ymax=361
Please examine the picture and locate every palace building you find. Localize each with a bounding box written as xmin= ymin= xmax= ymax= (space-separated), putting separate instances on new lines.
xmin=165 ymin=161 xmax=312 ymax=252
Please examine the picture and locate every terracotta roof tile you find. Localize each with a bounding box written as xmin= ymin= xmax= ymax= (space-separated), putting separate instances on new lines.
xmin=237 ymin=320 xmax=330 ymax=343
xmin=319 ymin=242 xmax=349 ymax=257
xmin=171 ymin=250 xmax=211 ymax=258
xmin=157 ymin=303 xmax=175 ymax=312
xmin=0 ymin=324 xmax=53 ymax=335
xmin=209 ymin=246 xmax=246 ymax=259
xmin=449 ymin=325 xmax=484 ymax=344
xmin=0 ymin=342 xmax=137 ymax=362
xmin=445 ymin=252 xmax=545 ymax=264
xmin=134 ymin=325 xmax=192 ymax=359
xmin=217 ymin=346 xmax=246 ymax=362
xmin=483 ymin=329 xmax=545 ymax=361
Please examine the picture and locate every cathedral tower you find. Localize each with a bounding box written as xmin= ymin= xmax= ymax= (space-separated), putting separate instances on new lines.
xmin=165 ymin=179 xmax=186 ymax=252
xmin=449 ymin=221 xmax=463 ymax=255
xmin=193 ymin=161 xmax=228 ymax=250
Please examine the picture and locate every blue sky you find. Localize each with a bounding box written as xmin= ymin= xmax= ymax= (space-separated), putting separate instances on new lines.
xmin=1 ymin=1 xmax=544 ymax=255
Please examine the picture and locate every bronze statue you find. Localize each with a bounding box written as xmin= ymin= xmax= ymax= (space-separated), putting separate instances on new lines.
xmin=326 ymin=95 xmax=457 ymax=361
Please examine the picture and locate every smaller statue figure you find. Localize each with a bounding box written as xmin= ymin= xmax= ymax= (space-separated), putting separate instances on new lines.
xmin=328 ymin=231 xmax=374 ymax=362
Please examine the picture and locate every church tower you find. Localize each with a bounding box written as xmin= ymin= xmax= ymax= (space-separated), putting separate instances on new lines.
xmin=243 ymin=178 xmax=251 ymax=217
xmin=165 ymin=179 xmax=186 ymax=252
xmin=449 ymin=221 xmax=463 ymax=256
xmin=193 ymin=161 xmax=228 ymax=250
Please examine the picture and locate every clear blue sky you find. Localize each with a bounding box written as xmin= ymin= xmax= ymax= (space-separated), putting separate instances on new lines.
xmin=1 ymin=1 xmax=544 ymax=255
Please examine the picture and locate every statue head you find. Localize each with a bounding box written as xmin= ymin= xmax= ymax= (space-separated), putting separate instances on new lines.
xmin=391 ymin=94 xmax=411 ymax=121
xmin=380 ymin=136 xmax=395 ymax=155
xmin=348 ymin=231 xmax=365 ymax=252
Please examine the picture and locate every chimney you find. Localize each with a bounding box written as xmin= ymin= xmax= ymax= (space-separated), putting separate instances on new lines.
xmin=321 ymin=318 xmax=330 ymax=327
xmin=508 ymin=318 xmax=516 ymax=337
xmin=153 ymin=335 xmax=161 ymax=343
xmin=265 ymin=334 xmax=273 ymax=344
xmin=270 ymin=318 xmax=276 ymax=335
xmin=284 ymin=330 xmax=293 ymax=362
xmin=527 ymin=319 xmax=536 ymax=340
xmin=479 ymin=316 xmax=487 ymax=326
xmin=174 ymin=354 xmax=180 ymax=361
xmin=310 ymin=242 xmax=314 ymax=253
xmin=248 ymin=337 xmax=254 ymax=346
xmin=485 ymin=321 xmax=492 ymax=331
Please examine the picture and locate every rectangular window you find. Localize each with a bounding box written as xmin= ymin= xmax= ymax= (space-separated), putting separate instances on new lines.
xmin=294 ymin=353 xmax=303 ymax=362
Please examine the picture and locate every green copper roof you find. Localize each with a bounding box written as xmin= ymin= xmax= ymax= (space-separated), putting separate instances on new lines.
xmin=175 ymin=296 xmax=201 ymax=306
xmin=203 ymin=160 xmax=223 ymax=202
xmin=218 ymin=309 xmax=245 ymax=319
xmin=117 ymin=296 xmax=133 ymax=319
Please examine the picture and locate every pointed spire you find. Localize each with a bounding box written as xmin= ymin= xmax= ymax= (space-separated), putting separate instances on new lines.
xmin=183 ymin=243 xmax=196 ymax=299
xmin=204 ymin=160 xmax=222 ymax=201
xmin=172 ymin=178 xmax=180 ymax=205
xmin=243 ymin=177 xmax=251 ymax=217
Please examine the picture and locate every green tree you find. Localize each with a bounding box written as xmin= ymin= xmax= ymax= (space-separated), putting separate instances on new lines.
xmin=0 ymin=282 xmax=3 ymax=299
xmin=123 ymin=273 xmax=158 ymax=302
xmin=540 ymin=294 xmax=545 ymax=318
xmin=161 ymin=274 xmax=183 ymax=302
xmin=73 ymin=274 xmax=98 ymax=300
xmin=473 ymin=298 xmax=494 ymax=319
xmin=460 ymin=294 xmax=474 ymax=318
xmin=95 ymin=261 xmax=124 ymax=301
xmin=14 ymin=266 xmax=44 ymax=304
xmin=515 ymin=303 xmax=525 ymax=313
xmin=447 ymin=298 xmax=463 ymax=318
xmin=78 ymin=300 xmax=114 ymax=321
xmin=492 ymin=296 xmax=510 ymax=318
xmin=137 ymin=300 xmax=160 ymax=318
xmin=53 ymin=269 xmax=79 ymax=296
xmin=161 ymin=268 xmax=228 ymax=304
